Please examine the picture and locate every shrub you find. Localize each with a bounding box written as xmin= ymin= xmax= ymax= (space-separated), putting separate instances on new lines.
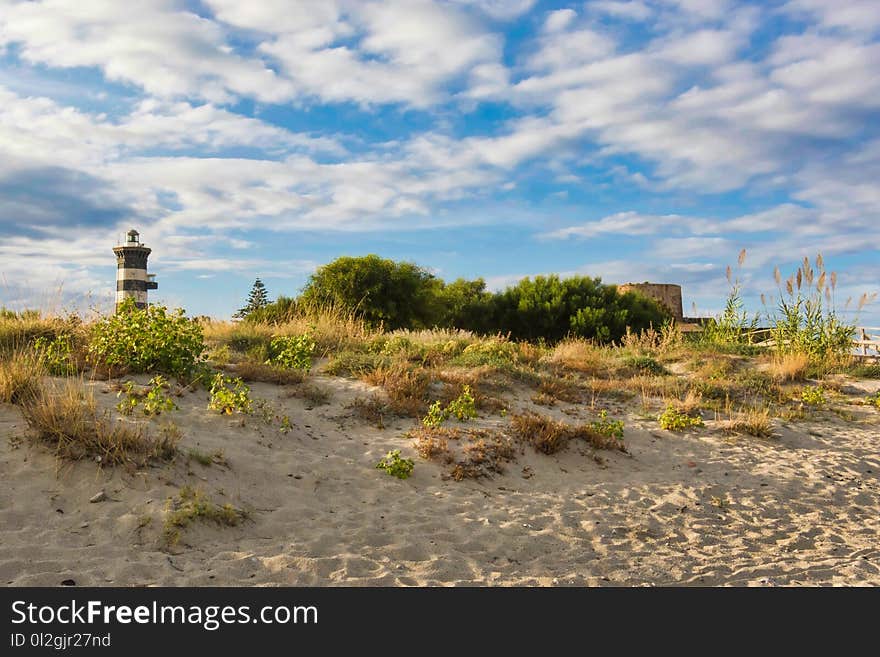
xmin=89 ymin=299 xmax=206 ymax=376
xmin=267 ymin=334 xmax=315 ymax=370
xmin=589 ymin=410 xmax=625 ymax=442
xmin=33 ymin=334 xmax=77 ymax=375
xmin=375 ymin=449 xmax=414 ymax=479
xmin=485 ymin=274 xmax=668 ymax=343
xmin=117 ymin=376 xmax=178 ymax=417
xmin=208 ymin=374 xmax=252 ymax=414
xmin=421 ymin=385 xmax=477 ymax=427
xmin=452 ymin=339 xmax=520 ymax=367
xmin=301 ymin=254 xmax=441 ymax=330
xmin=865 ymin=392 xmax=880 ymax=409
xmin=658 ymin=404 xmax=704 ymax=431
xmin=801 ymin=385 xmax=826 ymax=406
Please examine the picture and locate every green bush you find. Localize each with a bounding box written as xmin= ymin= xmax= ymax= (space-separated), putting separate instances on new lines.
xmin=866 ymin=392 xmax=880 ymax=409
xmin=422 ymin=385 xmax=477 ymax=427
xmin=375 ymin=449 xmax=414 ymax=479
xmin=658 ymin=405 xmax=704 ymax=431
xmin=267 ymin=334 xmax=315 ymax=370
xmin=89 ymin=299 xmax=206 ymax=376
xmin=482 ymin=275 xmax=668 ymax=343
xmin=589 ymin=410 xmax=625 ymax=440
xmin=300 ymin=255 xmax=441 ymax=330
xmin=33 ymin=334 xmax=77 ymax=375
xmin=801 ymin=385 xmax=826 ymax=406
xmin=208 ymin=373 xmax=252 ymax=415
xmin=117 ymin=376 xmax=178 ymax=417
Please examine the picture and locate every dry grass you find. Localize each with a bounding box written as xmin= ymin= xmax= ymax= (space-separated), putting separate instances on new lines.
xmin=720 ymin=406 xmax=774 ymax=437
xmin=230 ymin=360 xmax=306 ymax=385
xmin=162 ymin=485 xmax=247 ymax=547
xmin=283 ymin=381 xmax=332 ymax=406
xmin=204 ymin=305 xmax=373 ymax=356
xmin=348 ymin=395 xmax=389 ymax=429
xmin=536 ymin=376 xmax=585 ymax=403
xmin=510 ymin=411 xmax=626 ymax=454
xmin=21 ymin=380 xmax=179 ymax=467
xmin=544 ymin=339 xmax=608 ymax=374
xmin=408 ymin=426 xmax=516 ymax=480
xmin=671 ymin=389 xmax=703 ymax=415
xmin=0 ymin=350 xmax=43 ymax=405
xmin=767 ymin=353 xmax=811 ymax=382
xmin=362 ymin=363 xmax=431 ymax=417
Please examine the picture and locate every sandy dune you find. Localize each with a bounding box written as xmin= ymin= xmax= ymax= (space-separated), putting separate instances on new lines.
xmin=2 ymin=374 xmax=879 ymax=586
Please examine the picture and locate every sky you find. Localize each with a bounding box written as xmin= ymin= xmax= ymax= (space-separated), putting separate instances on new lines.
xmin=0 ymin=0 xmax=877 ymax=325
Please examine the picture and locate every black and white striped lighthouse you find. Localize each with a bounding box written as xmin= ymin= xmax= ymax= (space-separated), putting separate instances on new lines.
xmin=113 ymin=229 xmax=158 ymax=312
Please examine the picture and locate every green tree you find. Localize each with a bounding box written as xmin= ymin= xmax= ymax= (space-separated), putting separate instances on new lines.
xmin=235 ymin=279 xmax=270 ymax=319
xmin=299 ymin=255 xmax=440 ymax=330
xmin=436 ymin=278 xmax=493 ymax=331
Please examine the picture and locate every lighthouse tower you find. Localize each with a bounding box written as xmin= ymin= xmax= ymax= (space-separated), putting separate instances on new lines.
xmin=113 ymin=229 xmax=158 ymax=312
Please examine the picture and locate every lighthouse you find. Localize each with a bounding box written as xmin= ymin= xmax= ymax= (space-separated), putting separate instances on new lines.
xmin=113 ymin=229 xmax=158 ymax=312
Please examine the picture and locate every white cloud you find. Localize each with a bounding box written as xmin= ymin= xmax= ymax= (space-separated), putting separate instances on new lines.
xmin=588 ymin=1 xmax=653 ymax=21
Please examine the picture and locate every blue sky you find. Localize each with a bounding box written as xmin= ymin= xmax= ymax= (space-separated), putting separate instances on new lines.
xmin=0 ymin=0 xmax=877 ymax=325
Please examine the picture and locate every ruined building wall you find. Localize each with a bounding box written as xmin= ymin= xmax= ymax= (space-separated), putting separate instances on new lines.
xmin=618 ymin=283 xmax=684 ymax=322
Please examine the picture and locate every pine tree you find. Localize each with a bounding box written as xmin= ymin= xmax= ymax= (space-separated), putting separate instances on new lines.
xmin=234 ymin=278 xmax=270 ymax=319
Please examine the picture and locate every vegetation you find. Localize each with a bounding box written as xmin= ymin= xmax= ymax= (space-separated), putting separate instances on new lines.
xmin=375 ymin=449 xmax=415 ymax=479
xmin=801 ymin=385 xmax=827 ymax=406
xmin=163 ymin=486 xmax=247 ymax=547
xmin=510 ymin=412 xmax=627 ymax=454
xmin=208 ymin=373 xmax=253 ymax=415
xmin=422 ymin=385 xmax=477 ymax=427
xmin=116 ymin=376 xmax=178 ymax=417
xmin=658 ymin=405 xmax=704 ymax=431
xmin=267 ymin=334 xmax=315 ymax=370
xmin=21 ymin=380 xmax=179 ymax=467
xmin=0 ymin=350 xmax=43 ymax=405
xmin=234 ymin=278 xmax=270 ymax=320
xmin=89 ymin=299 xmax=206 ymax=376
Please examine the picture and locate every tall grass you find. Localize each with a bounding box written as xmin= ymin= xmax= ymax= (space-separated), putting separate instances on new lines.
xmin=21 ymin=380 xmax=179 ymax=466
xmin=0 ymin=350 xmax=44 ymax=404
xmin=766 ymin=254 xmax=865 ymax=364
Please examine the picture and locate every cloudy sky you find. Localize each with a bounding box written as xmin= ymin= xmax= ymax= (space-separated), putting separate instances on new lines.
xmin=0 ymin=0 xmax=877 ymax=323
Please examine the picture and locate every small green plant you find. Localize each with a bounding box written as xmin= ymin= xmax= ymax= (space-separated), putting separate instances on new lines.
xmin=116 ymin=381 xmax=140 ymax=416
xmin=421 ymin=385 xmax=477 ymax=427
xmin=117 ymin=376 xmax=178 ymax=416
xmin=163 ymin=486 xmax=246 ymax=546
xmin=375 ymin=449 xmax=414 ymax=479
xmin=279 ymin=415 xmax=292 ymax=433
xmin=447 ymin=385 xmax=477 ymax=420
xmin=89 ymin=299 xmax=206 ymax=376
xmin=865 ymin=391 xmax=880 ymax=409
xmin=658 ymin=404 xmax=704 ymax=431
xmin=33 ymin=334 xmax=76 ymax=375
xmin=143 ymin=375 xmax=177 ymax=415
xmin=801 ymin=385 xmax=827 ymax=406
xmin=423 ymin=400 xmax=448 ymax=428
xmin=589 ymin=410 xmax=625 ymax=440
xmin=208 ymin=373 xmax=252 ymax=415
xmin=267 ymin=334 xmax=315 ymax=370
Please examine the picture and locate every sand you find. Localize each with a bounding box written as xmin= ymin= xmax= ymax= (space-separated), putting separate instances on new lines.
xmin=1 ymin=373 xmax=879 ymax=587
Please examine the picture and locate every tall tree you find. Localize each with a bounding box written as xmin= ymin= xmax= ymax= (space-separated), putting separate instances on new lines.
xmin=234 ymin=278 xmax=270 ymax=319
